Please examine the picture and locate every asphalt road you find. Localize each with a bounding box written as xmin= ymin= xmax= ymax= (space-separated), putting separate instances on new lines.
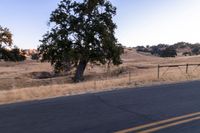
xmin=1 ymin=81 xmax=200 ymax=133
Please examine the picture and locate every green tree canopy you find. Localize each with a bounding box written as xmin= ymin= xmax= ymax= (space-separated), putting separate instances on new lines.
xmin=0 ymin=26 xmax=12 ymax=46
xmin=38 ymin=0 xmax=124 ymax=82
xmin=0 ymin=26 xmax=25 ymax=62
xmin=1 ymin=47 xmax=26 ymax=62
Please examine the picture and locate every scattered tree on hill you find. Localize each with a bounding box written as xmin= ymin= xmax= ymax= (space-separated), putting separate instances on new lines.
xmin=150 ymin=46 xmax=162 ymax=56
xmin=182 ymin=52 xmax=192 ymax=56
xmin=38 ymin=0 xmax=124 ymax=82
xmin=0 ymin=26 xmax=26 ymax=61
xmin=173 ymin=42 xmax=190 ymax=49
xmin=136 ymin=46 xmax=150 ymax=53
xmin=160 ymin=46 xmax=177 ymax=57
xmin=137 ymin=43 xmax=177 ymax=57
xmin=31 ymin=53 xmax=40 ymax=60
xmin=192 ymin=47 xmax=200 ymax=55
xmin=1 ymin=46 xmax=26 ymax=61
xmin=140 ymin=44 xmax=177 ymax=57
xmin=136 ymin=42 xmax=200 ymax=57
xmin=0 ymin=26 xmax=12 ymax=46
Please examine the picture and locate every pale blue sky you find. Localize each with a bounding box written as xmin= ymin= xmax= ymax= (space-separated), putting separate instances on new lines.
xmin=1 ymin=0 xmax=200 ymax=48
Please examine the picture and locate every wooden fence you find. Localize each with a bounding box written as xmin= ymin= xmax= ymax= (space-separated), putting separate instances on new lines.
xmin=157 ymin=63 xmax=200 ymax=79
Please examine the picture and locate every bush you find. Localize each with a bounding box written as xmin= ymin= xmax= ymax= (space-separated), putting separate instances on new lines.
xmin=31 ymin=53 xmax=40 ymax=60
xmin=192 ymin=47 xmax=200 ymax=55
xmin=150 ymin=45 xmax=177 ymax=57
xmin=136 ymin=46 xmax=150 ymax=53
xmin=182 ymin=52 xmax=192 ymax=56
xmin=8 ymin=48 xmax=26 ymax=61
xmin=0 ymin=47 xmax=26 ymax=61
xmin=160 ymin=46 xmax=177 ymax=57
xmin=150 ymin=46 xmax=162 ymax=56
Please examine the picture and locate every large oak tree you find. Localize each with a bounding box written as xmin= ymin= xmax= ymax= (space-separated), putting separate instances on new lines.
xmin=0 ymin=26 xmax=26 ymax=61
xmin=0 ymin=26 xmax=12 ymax=46
xmin=38 ymin=0 xmax=124 ymax=82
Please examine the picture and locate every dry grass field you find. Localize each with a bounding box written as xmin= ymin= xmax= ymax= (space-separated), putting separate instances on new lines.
xmin=1 ymin=48 xmax=200 ymax=104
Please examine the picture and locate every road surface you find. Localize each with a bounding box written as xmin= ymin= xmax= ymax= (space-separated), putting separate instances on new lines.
xmin=1 ymin=81 xmax=200 ymax=133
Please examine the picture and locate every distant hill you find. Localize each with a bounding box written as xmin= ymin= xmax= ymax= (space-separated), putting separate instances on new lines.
xmin=136 ymin=42 xmax=200 ymax=57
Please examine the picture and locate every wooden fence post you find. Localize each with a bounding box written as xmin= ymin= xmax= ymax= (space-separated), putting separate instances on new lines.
xmin=94 ymin=79 xmax=97 ymax=90
xmin=186 ymin=64 xmax=189 ymax=74
xmin=157 ymin=64 xmax=160 ymax=79
xmin=129 ymin=71 xmax=131 ymax=84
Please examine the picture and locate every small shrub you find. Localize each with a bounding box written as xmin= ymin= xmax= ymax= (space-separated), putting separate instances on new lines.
xmin=0 ymin=47 xmax=26 ymax=61
xmin=182 ymin=52 xmax=192 ymax=56
xmin=192 ymin=47 xmax=200 ymax=55
xmin=31 ymin=53 xmax=40 ymax=60
xmin=160 ymin=46 xmax=177 ymax=57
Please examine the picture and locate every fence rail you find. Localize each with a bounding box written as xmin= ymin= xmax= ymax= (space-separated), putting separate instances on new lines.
xmin=157 ymin=63 xmax=200 ymax=79
xmin=2 ymin=63 xmax=200 ymax=91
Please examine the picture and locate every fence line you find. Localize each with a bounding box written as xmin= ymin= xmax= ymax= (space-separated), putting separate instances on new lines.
xmin=157 ymin=63 xmax=200 ymax=79
xmin=2 ymin=63 xmax=200 ymax=91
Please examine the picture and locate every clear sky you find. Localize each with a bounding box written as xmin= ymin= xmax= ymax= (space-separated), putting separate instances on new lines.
xmin=1 ymin=0 xmax=200 ymax=48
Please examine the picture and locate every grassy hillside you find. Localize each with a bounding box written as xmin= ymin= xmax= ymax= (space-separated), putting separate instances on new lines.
xmin=1 ymin=48 xmax=200 ymax=104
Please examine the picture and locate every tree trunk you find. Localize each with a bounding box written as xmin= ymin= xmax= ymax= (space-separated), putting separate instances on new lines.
xmin=74 ymin=59 xmax=88 ymax=82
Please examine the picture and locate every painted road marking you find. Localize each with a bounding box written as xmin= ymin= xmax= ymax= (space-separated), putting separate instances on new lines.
xmin=138 ymin=116 xmax=200 ymax=133
xmin=115 ymin=111 xmax=200 ymax=133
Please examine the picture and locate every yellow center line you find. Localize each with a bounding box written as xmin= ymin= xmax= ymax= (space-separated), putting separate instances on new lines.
xmin=138 ymin=116 xmax=200 ymax=133
xmin=115 ymin=112 xmax=200 ymax=133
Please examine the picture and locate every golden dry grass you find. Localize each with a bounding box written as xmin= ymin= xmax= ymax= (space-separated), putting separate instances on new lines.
xmin=1 ymin=49 xmax=200 ymax=104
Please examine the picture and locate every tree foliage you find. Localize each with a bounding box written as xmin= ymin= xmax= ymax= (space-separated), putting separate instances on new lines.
xmin=31 ymin=53 xmax=40 ymax=60
xmin=38 ymin=0 xmax=124 ymax=82
xmin=136 ymin=42 xmax=200 ymax=57
xmin=0 ymin=46 xmax=26 ymax=61
xmin=0 ymin=26 xmax=12 ymax=46
xmin=150 ymin=45 xmax=177 ymax=57
xmin=160 ymin=46 xmax=177 ymax=57
xmin=192 ymin=47 xmax=200 ymax=55
xmin=0 ymin=26 xmax=26 ymax=62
